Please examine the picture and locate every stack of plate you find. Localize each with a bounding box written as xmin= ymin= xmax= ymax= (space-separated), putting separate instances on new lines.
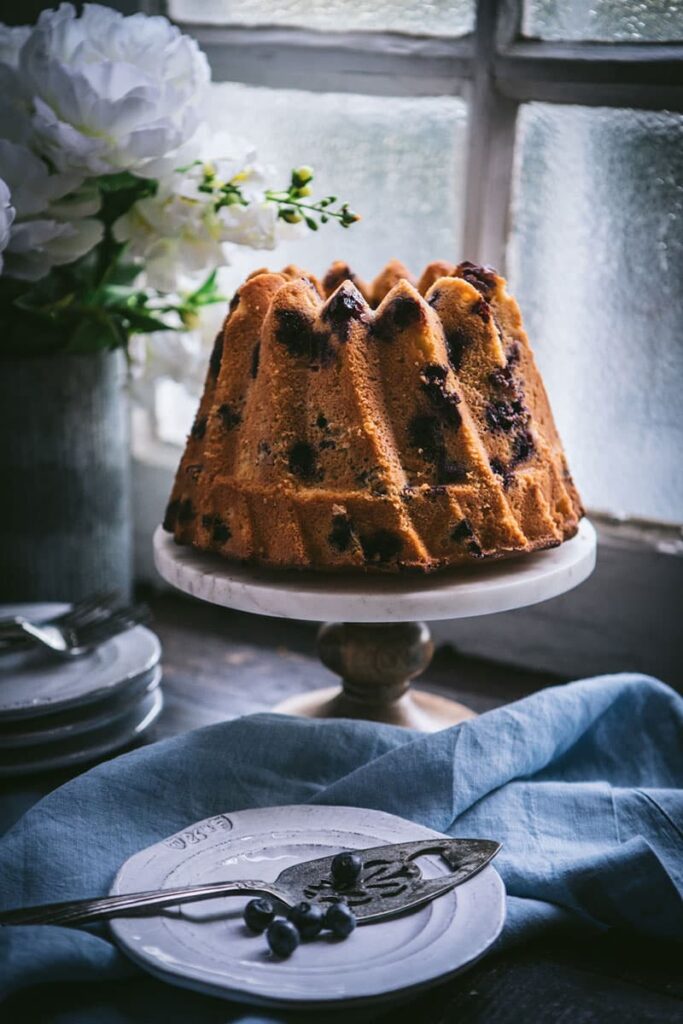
xmin=0 ymin=603 xmax=163 ymax=778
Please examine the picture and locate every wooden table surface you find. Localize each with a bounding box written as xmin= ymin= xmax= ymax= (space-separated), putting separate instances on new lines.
xmin=1 ymin=592 xmax=681 ymax=1023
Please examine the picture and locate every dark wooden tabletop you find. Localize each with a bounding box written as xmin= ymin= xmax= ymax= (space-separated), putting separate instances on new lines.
xmin=1 ymin=592 xmax=681 ymax=1023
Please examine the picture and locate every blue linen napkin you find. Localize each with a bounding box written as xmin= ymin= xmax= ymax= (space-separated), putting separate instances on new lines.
xmin=0 ymin=672 xmax=681 ymax=1022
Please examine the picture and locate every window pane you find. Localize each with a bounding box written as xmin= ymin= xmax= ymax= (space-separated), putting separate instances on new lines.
xmin=508 ymin=104 xmax=683 ymax=524
xmin=205 ymin=82 xmax=467 ymax=291
xmin=169 ymin=0 xmax=475 ymax=37
xmin=523 ymin=0 xmax=683 ymax=42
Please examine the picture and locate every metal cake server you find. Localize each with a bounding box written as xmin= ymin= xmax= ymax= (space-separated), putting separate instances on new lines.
xmin=0 ymin=837 xmax=500 ymax=928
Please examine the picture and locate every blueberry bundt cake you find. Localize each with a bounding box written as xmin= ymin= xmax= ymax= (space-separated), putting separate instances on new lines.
xmin=163 ymin=260 xmax=583 ymax=572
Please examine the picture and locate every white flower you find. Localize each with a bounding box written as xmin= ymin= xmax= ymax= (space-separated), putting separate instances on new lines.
xmin=0 ymin=177 xmax=16 ymax=275
xmin=113 ymin=145 xmax=289 ymax=289
xmin=130 ymin=327 xmax=207 ymax=394
xmin=18 ymin=3 xmax=210 ymax=178
xmin=0 ymin=138 xmax=81 ymax=216
xmin=6 ymin=216 xmax=102 ymax=281
xmin=113 ymin=182 xmax=224 ymax=291
xmin=213 ymin=156 xmax=306 ymax=247
xmin=217 ymin=201 xmax=279 ymax=250
xmin=195 ymin=130 xmax=262 ymax=183
xmin=0 ymin=27 xmax=34 ymax=147
xmin=0 ymin=139 xmax=102 ymax=281
xmin=129 ymin=291 xmax=226 ymax=423
xmin=0 ymin=25 xmax=30 ymax=68
xmin=173 ymin=154 xmax=282 ymax=250
xmin=48 ymin=180 xmax=101 ymax=220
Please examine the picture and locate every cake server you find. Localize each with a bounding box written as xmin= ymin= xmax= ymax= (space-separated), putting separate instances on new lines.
xmin=0 ymin=837 xmax=500 ymax=927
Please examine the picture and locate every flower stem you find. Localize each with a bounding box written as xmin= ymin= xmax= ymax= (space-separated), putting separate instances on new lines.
xmin=265 ymin=192 xmax=359 ymax=229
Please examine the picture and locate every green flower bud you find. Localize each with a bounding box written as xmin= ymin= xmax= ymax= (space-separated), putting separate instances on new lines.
xmin=292 ymin=165 xmax=314 ymax=187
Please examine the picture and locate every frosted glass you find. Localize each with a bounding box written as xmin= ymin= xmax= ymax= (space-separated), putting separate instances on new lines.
xmin=170 ymin=0 xmax=475 ymax=37
xmin=508 ymin=104 xmax=683 ymax=524
xmin=205 ymin=82 xmax=467 ymax=292
xmin=523 ymin=0 xmax=683 ymax=42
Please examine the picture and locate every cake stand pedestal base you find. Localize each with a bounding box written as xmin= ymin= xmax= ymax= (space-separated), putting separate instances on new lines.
xmin=275 ymin=686 xmax=474 ymax=731
xmin=274 ymin=621 xmax=474 ymax=731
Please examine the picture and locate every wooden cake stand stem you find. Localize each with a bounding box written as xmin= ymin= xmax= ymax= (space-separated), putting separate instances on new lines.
xmin=275 ymin=621 xmax=475 ymax=732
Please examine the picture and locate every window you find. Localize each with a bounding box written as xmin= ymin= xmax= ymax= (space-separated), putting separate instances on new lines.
xmin=144 ymin=0 xmax=682 ymax=527
xmin=509 ymin=104 xmax=682 ymax=522
xmin=136 ymin=0 xmax=683 ymax=679
xmin=168 ymin=0 xmax=476 ymax=37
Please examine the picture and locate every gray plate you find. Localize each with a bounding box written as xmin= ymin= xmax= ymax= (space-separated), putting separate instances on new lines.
xmin=0 ymin=603 xmax=161 ymax=721
xmin=0 ymin=686 xmax=163 ymax=777
xmin=0 ymin=666 xmax=161 ymax=749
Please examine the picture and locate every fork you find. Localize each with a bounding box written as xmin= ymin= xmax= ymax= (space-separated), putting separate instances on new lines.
xmin=0 ymin=603 xmax=151 ymax=658
xmin=0 ymin=591 xmax=120 ymax=646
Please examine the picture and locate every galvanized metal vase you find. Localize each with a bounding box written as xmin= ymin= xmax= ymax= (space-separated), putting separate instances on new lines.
xmin=0 ymin=350 xmax=132 ymax=602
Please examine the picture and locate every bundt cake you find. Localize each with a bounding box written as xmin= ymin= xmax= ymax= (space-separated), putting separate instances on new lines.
xmin=163 ymin=259 xmax=583 ymax=573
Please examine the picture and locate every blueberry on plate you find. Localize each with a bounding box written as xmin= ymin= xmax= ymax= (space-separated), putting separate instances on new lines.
xmin=325 ymin=901 xmax=357 ymax=939
xmin=330 ymin=851 xmax=362 ymax=887
xmin=266 ymin=917 xmax=300 ymax=958
xmin=243 ymin=897 xmax=275 ymax=933
xmin=288 ymin=900 xmax=325 ymax=940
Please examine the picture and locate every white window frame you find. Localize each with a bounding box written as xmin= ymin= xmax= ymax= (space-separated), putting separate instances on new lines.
xmin=133 ymin=0 xmax=682 ymax=683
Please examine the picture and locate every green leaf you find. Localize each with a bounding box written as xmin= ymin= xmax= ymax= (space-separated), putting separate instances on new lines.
xmin=124 ymin=310 xmax=175 ymax=333
xmin=98 ymin=284 xmax=142 ymax=308
xmin=106 ymin=261 xmax=142 ymax=287
xmin=65 ymin=311 xmax=125 ymax=353
xmin=13 ymin=283 xmax=76 ymax=320
xmin=97 ymin=172 xmax=147 ymax=193
xmin=97 ymin=177 xmax=157 ymax=230
xmin=175 ymin=160 xmax=202 ymax=174
xmin=183 ymin=270 xmax=225 ymax=309
xmin=187 ymin=269 xmax=217 ymax=302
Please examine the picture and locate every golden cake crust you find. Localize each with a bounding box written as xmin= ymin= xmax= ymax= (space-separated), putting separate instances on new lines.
xmin=164 ymin=260 xmax=583 ymax=573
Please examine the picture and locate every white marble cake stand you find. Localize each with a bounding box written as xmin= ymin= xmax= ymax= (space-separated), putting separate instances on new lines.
xmin=153 ymin=520 xmax=596 ymax=732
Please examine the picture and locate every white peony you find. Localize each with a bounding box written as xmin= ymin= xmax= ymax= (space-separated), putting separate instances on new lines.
xmin=18 ymin=3 xmax=210 ymax=178
xmin=0 ymin=177 xmax=15 ymax=275
xmin=0 ymin=138 xmax=81 ymax=215
xmin=0 ymin=25 xmax=30 ymax=68
xmin=6 ymin=216 xmax=103 ymax=281
xmin=0 ymin=26 xmax=34 ymax=147
xmin=0 ymin=138 xmax=102 ymax=281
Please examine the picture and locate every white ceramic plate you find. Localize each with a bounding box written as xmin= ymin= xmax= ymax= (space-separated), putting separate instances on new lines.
xmin=0 ymin=686 xmax=163 ymax=777
xmin=0 ymin=603 xmax=161 ymax=721
xmin=0 ymin=666 xmax=161 ymax=749
xmin=111 ymin=805 xmax=505 ymax=1009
